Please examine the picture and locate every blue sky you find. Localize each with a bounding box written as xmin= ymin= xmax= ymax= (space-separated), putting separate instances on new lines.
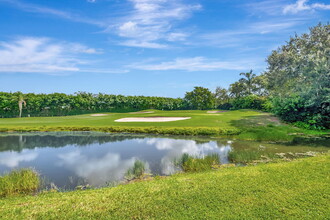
xmin=0 ymin=0 xmax=329 ymax=97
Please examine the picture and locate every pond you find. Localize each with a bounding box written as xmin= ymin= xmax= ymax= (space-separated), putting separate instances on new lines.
xmin=0 ymin=132 xmax=329 ymax=190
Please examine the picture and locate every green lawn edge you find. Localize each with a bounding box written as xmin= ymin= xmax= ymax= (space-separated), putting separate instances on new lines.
xmin=1 ymin=154 xmax=329 ymax=219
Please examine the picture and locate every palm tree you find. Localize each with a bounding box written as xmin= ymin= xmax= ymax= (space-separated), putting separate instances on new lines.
xmin=239 ymin=70 xmax=256 ymax=95
xmin=17 ymin=93 xmax=26 ymax=118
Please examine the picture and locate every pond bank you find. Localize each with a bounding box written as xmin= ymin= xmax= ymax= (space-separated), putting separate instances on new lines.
xmin=1 ymin=154 xmax=329 ymax=219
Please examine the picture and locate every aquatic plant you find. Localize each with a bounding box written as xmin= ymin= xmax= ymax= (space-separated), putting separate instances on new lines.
xmin=228 ymin=150 xmax=277 ymax=163
xmin=176 ymin=153 xmax=220 ymax=172
xmin=126 ymin=160 xmax=146 ymax=179
xmin=0 ymin=168 xmax=40 ymax=197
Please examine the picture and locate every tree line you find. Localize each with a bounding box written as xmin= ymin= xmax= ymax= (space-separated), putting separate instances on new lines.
xmin=185 ymin=23 xmax=329 ymax=129
xmin=0 ymin=92 xmax=185 ymax=118
xmin=0 ymin=24 xmax=328 ymax=129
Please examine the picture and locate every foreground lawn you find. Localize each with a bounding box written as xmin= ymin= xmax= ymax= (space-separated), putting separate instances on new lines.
xmin=1 ymin=155 xmax=329 ymax=219
xmin=0 ymin=110 xmax=328 ymax=141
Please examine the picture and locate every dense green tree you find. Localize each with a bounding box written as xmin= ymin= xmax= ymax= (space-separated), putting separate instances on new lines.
xmin=229 ymin=81 xmax=247 ymax=98
xmin=214 ymin=87 xmax=230 ymax=107
xmin=0 ymin=92 xmax=187 ymax=118
xmin=265 ymin=23 xmax=330 ymax=129
xmin=184 ymin=87 xmax=215 ymax=110
xmin=252 ymin=75 xmax=268 ymax=96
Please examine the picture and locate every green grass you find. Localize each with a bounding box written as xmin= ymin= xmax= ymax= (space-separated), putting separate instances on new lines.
xmin=0 ymin=169 xmax=39 ymax=197
xmin=0 ymin=109 xmax=328 ymax=141
xmin=228 ymin=150 xmax=277 ymax=164
xmin=176 ymin=153 xmax=220 ymax=172
xmin=0 ymin=154 xmax=329 ymax=219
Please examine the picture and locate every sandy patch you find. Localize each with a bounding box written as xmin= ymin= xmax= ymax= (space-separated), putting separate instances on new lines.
xmin=207 ymin=111 xmax=228 ymax=114
xmin=129 ymin=111 xmax=154 ymax=114
xmin=90 ymin=114 xmax=108 ymax=117
xmin=115 ymin=117 xmax=191 ymax=122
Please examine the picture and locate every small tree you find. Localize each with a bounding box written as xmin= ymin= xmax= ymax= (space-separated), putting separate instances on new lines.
xmin=229 ymin=81 xmax=247 ymax=98
xmin=239 ymin=70 xmax=256 ymax=95
xmin=214 ymin=86 xmax=230 ymax=107
xmin=184 ymin=87 xmax=215 ymax=110
xmin=16 ymin=92 xmax=26 ymax=118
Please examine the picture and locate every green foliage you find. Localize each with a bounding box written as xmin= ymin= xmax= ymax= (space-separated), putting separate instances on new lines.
xmin=0 ymin=169 xmax=40 ymax=197
xmin=271 ymin=95 xmax=328 ymax=130
xmin=214 ymin=86 xmax=230 ymax=108
xmin=265 ymin=23 xmax=330 ymax=129
xmin=228 ymin=81 xmax=247 ymax=98
xmin=126 ymin=160 xmax=146 ymax=179
xmin=228 ymin=150 xmax=262 ymax=163
xmin=228 ymin=150 xmax=276 ymax=163
xmin=230 ymin=95 xmax=269 ymax=111
xmin=239 ymin=70 xmax=256 ymax=95
xmin=176 ymin=153 xmax=220 ymax=172
xmin=184 ymin=87 xmax=215 ymax=110
xmin=228 ymin=70 xmax=267 ymax=98
xmin=0 ymin=92 xmax=186 ymax=118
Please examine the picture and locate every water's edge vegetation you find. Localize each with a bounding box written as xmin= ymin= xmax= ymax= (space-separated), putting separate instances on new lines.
xmin=1 ymin=154 xmax=329 ymax=219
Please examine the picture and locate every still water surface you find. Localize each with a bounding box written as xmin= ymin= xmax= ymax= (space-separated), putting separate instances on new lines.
xmin=0 ymin=132 xmax=328 ymax=189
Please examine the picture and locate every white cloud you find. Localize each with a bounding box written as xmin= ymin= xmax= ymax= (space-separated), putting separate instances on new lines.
xmin=0 ymin=151 xmax=38 ymax=168
xmin=142 ymin=138 xmax=232 ymax=174
xmin=111 ymin=0 xmax=201 ymax=48
xmin=283 ymin=0 xmax=330 ymax=14
xmin=1 ymin=0 xmax=199 ymax=49
xmin=131 ymin=57 xmax=259 ymax=71
xmin=250 ymin=20 xmax=300 ymax=34
xmin=1 ymin=0 xmax=105 ymax=26
xmin=119 ymin=40 xmax=167 ymax=49
xmin=0 ymin=37 xmax=103 ymax=74
xmin=57 ymin=151 xmax=136 ymax=186
xmin=246 ymin=0 xmax=288 ymax=16
xmin=199 ymin=19 xmax=301 ymax=49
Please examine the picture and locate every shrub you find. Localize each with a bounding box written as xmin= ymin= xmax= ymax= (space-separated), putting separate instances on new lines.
xmin=230 ymin=95 xmax=269 ymax=111
xmin=271 ymin=95 xmax=328 ymax=130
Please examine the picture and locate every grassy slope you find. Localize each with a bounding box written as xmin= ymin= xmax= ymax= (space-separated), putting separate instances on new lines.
xmin=1 ymin=155 xmax=329 ymax=219
xmin=0 ymin=110 xmax=327 ymax=141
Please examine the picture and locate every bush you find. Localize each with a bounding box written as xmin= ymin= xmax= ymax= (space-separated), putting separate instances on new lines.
xmin=271 ymin=95 xmax=328 ymax=130
xmin=0 ymin=169 xmax=40 ymax=197
xmin=230 ymin=95 xmax=269 ymax=111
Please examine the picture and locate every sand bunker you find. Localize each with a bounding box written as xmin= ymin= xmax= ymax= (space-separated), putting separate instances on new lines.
xmin=129 ymin=111 xmax=154 ymax=114
xmin=207 ymin=111 xmax=228 ymax=114
xmin=90 ymin=114 xmax=108 ymax=117
xmin=115 ymin=117 xmax=191 ymax=122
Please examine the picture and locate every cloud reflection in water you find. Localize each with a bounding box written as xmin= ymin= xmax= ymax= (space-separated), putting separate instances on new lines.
xmin=143 ymin=138 xmax=232 ymax=175
xmin=0 ymin=150 xmax=38 ymax=168
xmin=57 ymin=150 xmax=135 ymax=186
